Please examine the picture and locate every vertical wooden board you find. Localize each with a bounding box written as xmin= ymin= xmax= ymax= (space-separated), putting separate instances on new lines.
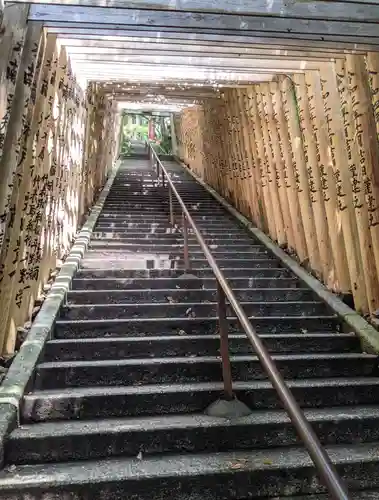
xmin=270 ymin=81 xmax=307 ymax=263
xmin=345 ymin=54 xmax=379 ymax=296
xmin=0 ymin=4 xmax=29 ymax=168
xmin=264 ymin=83 xmax=295 ymax=251
xmin=229 ymin=89 xmax=249 ymax=217
xmin=0 ymin=24 xmax=44 ymax=353
xmin=305 ymin=70 xmax=350 ymax=293
xmin=224 ymin=90 xmax=239 ymax=209
xmin=334 ymin=57 xmax=379 ymax=312
xmin=211 ymin=98 xmax=228 ymax=197
xmin=235 ymin=88 xmax=260 ymax=225
xmin=246 ymin=87 xmax=277 ymax=242
xmin=280 ymin=76 xmax=321 ymax=276
xmin=256 ymin=84 xmax=286 ymax=246
xmin=293 ymin=73 xmax=334 ymax=287
xmin=366 ymin=52 xmax=379 ymax=183
xmin=10 ymin=37 xmax=62 ymax=338
xmin=220 ymin=92 xmax=235 ymax=205
xmin=219 ymin=97 xmax=232 ymax=200
xmin=240 ymin=88 xmax=268 ymax=232
xmin=319 ymin=63 xmax=368 ymax=313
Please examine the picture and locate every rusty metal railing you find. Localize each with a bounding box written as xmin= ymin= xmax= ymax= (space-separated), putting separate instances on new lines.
xmin=148 ymin=144 xmax=349 ymax=500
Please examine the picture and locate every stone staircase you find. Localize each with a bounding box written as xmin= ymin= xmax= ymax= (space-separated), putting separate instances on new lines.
xmin=1 ymin=156 xmax=379 ymax=498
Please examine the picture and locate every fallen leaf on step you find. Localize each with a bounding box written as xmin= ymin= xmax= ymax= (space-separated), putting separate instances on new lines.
xmin=178 ymin=329 xmax=187 ymax=336
xmin=263 ymin=459 xmax=273 ymax=465
xmin=230 ymin=464 xmax=243 ymax=469
xmin=166 ymin=296 xmax=176 ymax=303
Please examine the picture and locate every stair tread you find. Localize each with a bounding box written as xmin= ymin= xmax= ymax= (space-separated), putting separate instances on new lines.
xmin=56 ymin=315 xmax=338 ymax=324
xmin=11 ymin=406 xmax=379 ymax=439
xmin=64 ymin=300 xmax=324 ymax=306
xmin=37 ymin=352 xmax=376 ymax=370
xmin=45 ymin=332 xmax=358 ymax=344
xmin=25 ymin=377 xmax=379 ymax=398
xmin=1 ymin=442 xmax=379 ymax=488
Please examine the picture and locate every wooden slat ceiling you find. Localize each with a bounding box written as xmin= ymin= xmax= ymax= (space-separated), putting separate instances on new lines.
xmin=8 ymin=0 xmax=379 ymax=106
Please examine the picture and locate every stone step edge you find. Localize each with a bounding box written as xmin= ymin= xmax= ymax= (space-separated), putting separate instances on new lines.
xmin=0 ymin=442 xmax=378 ymax=496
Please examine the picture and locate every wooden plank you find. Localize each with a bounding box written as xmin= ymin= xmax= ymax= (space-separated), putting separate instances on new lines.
xmin=256 ymin=84 xmax=286 ymax=247
xmin=64 ymin=46 xmax=337 ymax=62
xmin=270 ymin=80 xmax=307 ymax=263
xmin=319 ymin=63 xmax=367 ymax=313
xmin=246 ymin=87 xmax=278 ymax=243
xmin=0 ymin=22 xmax=44 ymax=353
xmin=280 ymin=76 xmax=322 ymax=277
xmin=304 ymin=70 xmax=350 ymax=293
xmin=52 ymin=29 xmax=379 ymax=51
xmin=20 ymin=0 xmax=379 ymax=22
xmin=344 ymin=54 xmax=379 ymax=306
xmin=293 ymin=72 xmax=334 ymax=288
xmin=263 ymin=82 xmax=295 ymax=251
xmin=66 ymin=55 xmax=323 ymax=71
xmin=28 ymin=5 xmax=379 ymax=39
xmin=333 ymin=57 xmax=379 ymax=313
xmin=59 ymin=37 xmax=355 ymax=55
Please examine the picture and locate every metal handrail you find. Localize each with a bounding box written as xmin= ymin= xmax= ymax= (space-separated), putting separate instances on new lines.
xmin=148 ymin=144 xmax=349 ymax=500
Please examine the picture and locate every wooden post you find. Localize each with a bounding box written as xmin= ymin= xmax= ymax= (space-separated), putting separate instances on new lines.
xmin=293 ymin=73 xmax=334 ymax=288
xmin=256 ymin=84 xmax=286 ymax=246
xmin=0 ymin=23 xmax=44 ymax=353
xmin=240 ymin=88 xmax=268 ymax=232
xmin=270 ymin=81 xmax=308 ymax=263
xmin=304 ymin=70 xmax=351 ymax=294
xmin=319 ymin=63 xmax=368 ymax=313
xmin=345 ymin=54 xmax=379 ymax=304
xmin=246 ymin=86 xmax=278 ymax=242
xmin=235 ymin=87 xmax=261 ymax=225
xmin=263 ymin=83 xmax=295 ymax=251
xmin=280 ymin=76 xmax=322 ymax=276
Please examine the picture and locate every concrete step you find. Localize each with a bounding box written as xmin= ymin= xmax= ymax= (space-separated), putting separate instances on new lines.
xmin=85 ymin=249 xmax=272 ymax=261
xmin=54 ymin=315 xmax=340 ymax=338
xmin=66 ymin=287 xmax=316 ymax=304
xmin=8 ymin=407 xmax=379 ymax=465
xmin=73 ymin=267 xmax=293 ymax=279
xmin=89 ymin=234 xmax=256 ymax=243
xmin=43 ymin=333 xmax=360 ymax=362
xmin=79 ymin=257 xmax=282 ymax=270
xmin=88 ymin=242 xmax=268 ymax=254
xmin=34 ymin=353 xmax=377 ymax=390
xmin=70 ymin=276 xmax=300 ymax=290
xmin=3 ymin=444 xmax=377 ymax=499
xmin=59 ymin=301 xmax=329 ymax=320
xmin=21 ymin=379 xmax=379 ymax=422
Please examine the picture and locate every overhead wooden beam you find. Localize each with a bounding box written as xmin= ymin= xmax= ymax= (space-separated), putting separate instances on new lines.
xmin=50 ymin=28 xmax=379 ymax=51
xmin=58 ymin=36 xmax=360 ymax=55
xmin=12 ymin=0 xmax=379 ymax=22
xmin=67 ymin=54 xmax=323 ymax=71
xmin=63 ymin=45 xmax=339 ymax=61
xmin=28 ymin=5 xmax=379 ymax=39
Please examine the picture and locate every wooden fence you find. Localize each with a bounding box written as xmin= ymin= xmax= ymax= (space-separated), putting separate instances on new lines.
xmin=0 ymin=6 xmax=120 ymax=354
xmin=175 ymin=56 xmax=379 ymax=318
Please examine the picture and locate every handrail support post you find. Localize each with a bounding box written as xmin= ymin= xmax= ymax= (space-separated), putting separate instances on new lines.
xmin=217 ymin=281 xmax=233 ymax=401
xmin=169 ymin=186 xmax=174 ymax=226
xmin=182 ymin=212 xmax=190 ymax=270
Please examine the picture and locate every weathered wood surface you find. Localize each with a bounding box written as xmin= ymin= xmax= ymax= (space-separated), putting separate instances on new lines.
xmin=28 ymin=5 xmax=379 ymax=40
xmin=176 ymin=53 xmax=379 ymax=316
xmin=0 ymin=10 xmax=119 ymax=354
xmin=11 ymin=0 xmax=379 ymax=22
